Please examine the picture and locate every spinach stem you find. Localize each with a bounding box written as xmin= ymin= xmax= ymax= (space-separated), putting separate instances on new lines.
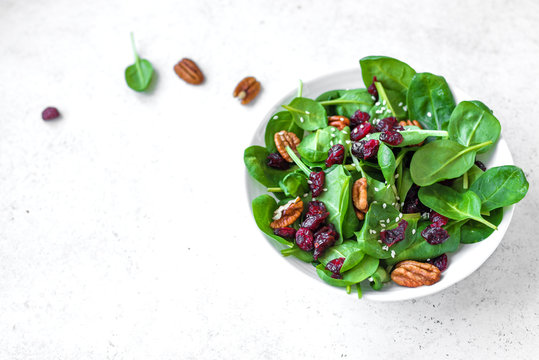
xmin=318 ymin=99 xmax=368 ymax=106
xmin=344 ymin=164 xmax=356 ymax=171
xmin=356 ymin=283 xmax=363 ymax=299
xmin=346 ymin=285 xmax=352 ymax=294
xmin=374 ymin=81 xmax=397 ymax=116
xmin=285 ymin=146 xmax=311 ymax=176
xmin=267 ymin=187 xmax=283 ymax=193
xmin=476 ymin=217 xmax=498 ymax=230
xmin=297 ymin=79 xmax=303 ymax=97
xmin=395 ymin=148 xmax=411 ymax=168
xmin=130 ymin=32 xmax=143 ymax=83
xmin=282 ymin=105 xmax=306 ymax=115
xmin=462 ymin=171 xmax=469 ymax=189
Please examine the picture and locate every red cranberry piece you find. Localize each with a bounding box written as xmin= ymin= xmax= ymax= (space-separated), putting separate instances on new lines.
xmin=307 ymin=201 xmax=327 ymax=217
xmin=367 ymin=76 xmax=378 ymax=100
xmin=350 ymin=122 xmax=372 ymax=141
xmin=325 ymin=144 xmax=345 ymax=167
xmin=313 ymin=232 xmax=337 ymax=260
xmin=295 ymin=227 xmax=314 ymax=251
xmin=266 ymin=153 xmax=291 ymax=169
xmin=326 ymin=257 xmax=345 ymax=275
xmin=315 ymin=223 xmax=338 ymax=241
xmin=421 ymin=226 xmax=450 ymax=245
xmin=475 ymin=160 xmax=487 ymax=171
xmin=301 ymin=211 xmax=329 ymax=231
xmin=374 ymin=117 xmax=397 ymax=132
xmin=380 ymin=220 xmax=408 ymax=247
xmin=428 ymin=254 xmax=448 ymax=272
xmin=350 ymin=110 xmax=371 ymax=129
xmin=273 ymin=227 xmax=296 ymax=240
xmin=351 ymin=139 xmax=380 ymax=160
xmin=380 ymin=130 xmax=403 ymax=146
xmin=42 ymin=107 xmax=60 ymax=121
xmin=429 ymin=211 xmax=448 ymax=227
xmin=309 ymin=171 xmax=325 ymax=197
xmin=403 ymin=185 xmax=429 ymax=214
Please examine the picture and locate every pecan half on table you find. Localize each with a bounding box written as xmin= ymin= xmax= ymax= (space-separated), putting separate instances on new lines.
xmin=174 ymin=58 xmax=204 ymax=84
xmin=391 ymin=260 xmax=441 ymax=287
xmin=233 ymin=76 xmax=261 ymax=105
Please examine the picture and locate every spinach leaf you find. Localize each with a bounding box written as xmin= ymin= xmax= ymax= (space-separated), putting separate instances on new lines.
xmin=469 ymin=165 xmax=529 ymax=212
xmin=341 ymin=180 xmax=361 ymax=240
xmin=316 ymin=89 xmax=344 ymax=115
xmin=369 ymin=265 xmax=390 ymax=290
xmin=264 ymin=111 xmax=304 ymax=153
xmin=359 ymin=56 xmax=416 ymax=119
xmin=410 ymin=139 xmax=491 ymax=186
xmin=350 ymin=155 xmax=396 ymax=205
xmin=315 ymin=254 xmax=379 ymax=287
xmin=369 ymin=81 xmax=396 ymax=119
xmin=317 ymin=241 xmax=365 ymax=272
xmin=244 ymin=146 xmax=296 ymax=187
xmin=406 ymin=72 xmax=456 ymax=130
xmin=279 ymin=171 xmax=309 ymax=197
xmin=448 ymin=100 xmax=501 ymax=153
xmin=377 ymin=143 xmax=397 ymax=185
xmin=281 ymin=244 xmax=314 ymax=262
xmin=418 ymin=183 xmax=497 ymax=229
xmin=125 ymin=33 xmax=154 ymax=92
xmin=364 ymin=127 xmax=448 ymax=147
xmin=386 ymin=220 xmax=464 ymax=264
xmin=316 ymin=165 xmax=352 ymax=242
xmin=397 ymin=164 xmax=413 ymax=206
xmin=296 ymin=126 xmax=349 ymax=164
xmin=331 ymin=89 xmax=374 ymax=118
xmin=251 ymin=194 xmax=293 ymax=246
xmin=282 ymin=97 xmax=327 ymax=131
xmin=460 ymin=208 xmax=504 ymax=244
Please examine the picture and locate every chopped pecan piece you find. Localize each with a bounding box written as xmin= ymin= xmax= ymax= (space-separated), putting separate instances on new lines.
xmin=174 ymin=58 xmax=204 ymax=85
xmin=233 ymin=76 xmax=261 ymax=105
xmin=391 ymin=260 xmax=441 ymax=287
xmin=398 ymin=119 xmax=422 ymax=128
xmin=270 ymin=197 xmax=303 ymax=229
xmin=352 ymin=178 xmax=368 ymax=220
xmin=328 ymin=115 xmax=350 ymax=130
xmin=274 ymin=131 xmax=301 ymax=163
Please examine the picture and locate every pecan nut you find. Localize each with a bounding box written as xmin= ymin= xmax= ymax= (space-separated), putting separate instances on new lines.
xmin=391 ymin=260 xmax=441 ymax=287
xmin=233 ymin=76 xmax=261 ymax=105
xmin=328 ymin=116 xmax=350 ymax=131
xmin=352 ymin=178 xmax=368 ymax=220
xmin=174 ymin=58 xmax=204 ymax=85
xmin=270 ymin=197 xmax=303 ymax=229
xmin=274 ymin=131 xmax=301 ymax=163
xmin=398 ymin=119 xmax=422 ymax=128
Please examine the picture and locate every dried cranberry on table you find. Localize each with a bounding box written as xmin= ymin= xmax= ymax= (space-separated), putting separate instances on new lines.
xmin=326 ymin=257 xmax=345 ymax=279
xmin=351 ymin=139 xmax=380 ymax=160
xmin=475 ymin=160 xmax=487 ymax=171
xmin=379 ymin=130 xmax=403 ymax=146
xmin=429 ymin=211 xmax=448 ymax=227
xmin=266 ymin=153 xmax=290 ymax=169
xmin=368 ymin=76 xmax=378 ymax=100
xmin=309 ymin=171 xmax=325 ymax=197
xmin=380 ymin=220 xmax=408 ymax=247
xmin=350 ymin=122 xmax=372 ymax=141
xmin=325 ymin=144 xmax=345 ymax=167
xmin=42 ymin=107 xmax=60 ymax=121
xmin=273 ymin=227 xmax=296 ymax=240
xmin=421 ymin=226 xmax=450 ymax=245
xmin=350 ymin=110 xmax=370 ymax=129
xmin=295 ymin=228 xmax=314 ymax=251
xmin=428 ymin=254 xmax=448 ymax=272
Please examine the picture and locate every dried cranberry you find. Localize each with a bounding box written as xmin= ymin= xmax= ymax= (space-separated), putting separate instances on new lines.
xmin=380 ymin=220 xmax=408 ymax=247
xmin=350 ymin=110 xmax=370 ymax=129
xmin=428 ymin=254 xmax=448 ymax=272
xmin=295 ymin=228 xmax=314 ymax=251
xmin=350 ymin=122 xmax=372 ymax=141
xmin=306 ymin=201 xmax=327 ymax=217
xmin=421 ymin=226 xmax=449 ymax=245
xmin=379 ymin=130 xmax=403 ymax=146
xmin=402 ymin=185 xmax=429 ymax=214
xmin=315 ymin=223 xmax=338 ymax=240
xmin=367 ymin=76 xmax=378 ymax=100
xmin=309 ymin=171 xmax=325 ymax=197
xmin=325 ymin=144 xmax=345 ymax=168
xmin=475 ymin=160 xmax=487 ymax=172
xmin=326 ymin=257 xmax=345 ymax=275
xmin=351 ymin=139 xmax=379 ymax=160
xmin=430 ymin=211 xmax=448 ymax=227
xmin=313 ymin=232 xmax=337 ymax=260
xmin=266 ymin=153 xmax=290 ymax=170
xmin=301 ymin=211 xmax=329 ymax=231
xmin=374 ymin=117 xmax=397 ymax=132
xmin=42 ymin=107 xmax=60 ymax=121
xmin=273 ymin=227 xmax=296 ymax=240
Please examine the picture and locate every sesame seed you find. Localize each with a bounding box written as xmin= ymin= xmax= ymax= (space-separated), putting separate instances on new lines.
xmin=331 ymin=134 xmax=336 ymax=138
xmin=426 ymin=258 xmax=431 ymax=262
xmin=323 ymin=188 xmax=328 ymax=192
xmin=305 ymin=110 xmax=310 ymax=114
xmin=395 ymin=217 xmax=400 ymax=222
xmin=395 ymin=173 xmax=399 ymax=179
xmin=273 ymin=115 xmax=279 ymax=119
xmin=391 ymin=202 xmax=395 ymax=206
xmin=386 ymin=218 xmax=390 ymax=223
xmin=330 ymin=141 xmax=334 ymax=146
xmin=372 ymin=230 xmax=377 ymax=234
xmin=300 ymin=117 xmax=304 ymax=123
xmin=371 ymin=96 xmax=376 ymax=100
xmin=412 ymin=229 xmax=416 ymax=234
xmin=345 ymin=140 xmax=351 ymax=144
xmin=377 ymin=239 xmax=382 ymax=243
xmin=382 ymin=100 xmax=386 ymax=105
xmin=403 ymin=105 xmax=408 ymax=111
xmin=372 ymin=201 xmax=378 ymax=204
xmin=368 ymin=277 xmax=374 ymax=282
xmin=391 ymin=250 xmax=396 ymax=258
xmin=381 ymin=223 xmax=386 ymax=228
xmin=375 ymin=102 xmax=381 ymax=106
xmin=303 ymin=193 xmax=309 ymax=197
xmin=427 ymin=112 xmax=432 ymax=117
xmin=382 ymin=245 xmax=389 ymax=251
xmin=382 ymin=203 xmax=386 ymax=208
xmin=398 ymin=102 xmax=403 ymax=106
xmin=399 ymin=213 xmax=403 ymax=218
xmin=396 ymin=196 xmax=400 ymax=201
xmin=307 ymin=180 xmax=312 ymax=184
xmin=342 ymin=131 xmax=348 ymax=134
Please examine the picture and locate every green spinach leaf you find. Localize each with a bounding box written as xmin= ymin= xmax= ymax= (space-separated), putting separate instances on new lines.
xmin=296 ymin=126 xmax=349 ymax=164
xmin=369 ymin=265 xmax=390 ymax=290
xmin=460 ymin=208 xmax=504 ymax=244
xmin=377 ymin=143 xmax=397 ymax=185
xmin=251 ymin=194 xmax=293 ymax=246
xmin=316 ymin=254 xmax=378 ymax=287
xmin=244 ymin=146 xmax=296 ymax=187
xmin=279 ymin=171 xmax=309 ymax=197
xmin=317 ymin=241 xmax=365 ymax=272
xmin=125 ymin=33 xmax=154 ymax=92
xmin=282 ymin=97 xmax=327 ymax=131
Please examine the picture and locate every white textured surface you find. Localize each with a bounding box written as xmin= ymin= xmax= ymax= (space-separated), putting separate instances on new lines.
xmin=1 ymin=0 xmax=538 ymax=359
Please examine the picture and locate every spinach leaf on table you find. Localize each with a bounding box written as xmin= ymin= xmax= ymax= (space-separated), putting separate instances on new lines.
xmin=317 ymin=240 xmax=365 ymax=272
xmin=279 ymin=171 xmax=309 ymax=197
xmin=469 ymin=165 xmax=529 ymax=212
xmin=359 ymin=55 xmax=416 ymax=119
xmin=410 ymin=139 xmax=491 ymax=186
xmin=264 ymin=111 xmax=304 ymax=153
xmin=448 ymin=100 xmax=501 ymax=153
xmin=282 ymin=97 xmax=327 ymax=131
xmin=315 ymin=254 xmax=379 ymax=287
xmin=125 ymin=33 xmax=154 ymax=92
xmin=244 ymin=146 xmax=296 ymax=187
xmin=386 ymin=220 xmax=465 ymax=264
xmin=406 ymin=72 xmax=456 ymax=130
xmin=460 ymin=207 xmax=504 ymax=244
xmin=418 ymin=183 xmax=497 ymax=229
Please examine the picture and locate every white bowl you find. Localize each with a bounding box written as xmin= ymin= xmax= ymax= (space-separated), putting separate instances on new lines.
xmin=245 ymin=69 xmax=514 ymax=301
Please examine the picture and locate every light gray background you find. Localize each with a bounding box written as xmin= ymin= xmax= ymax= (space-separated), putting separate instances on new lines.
xmin=1 ymin=0 xmax=538 ymax=359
